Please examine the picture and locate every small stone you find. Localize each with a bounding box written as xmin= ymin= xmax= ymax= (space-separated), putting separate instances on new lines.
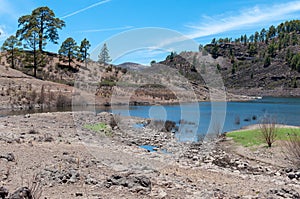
xmin=288 ymin=173 xmax=296 ymax=179
xmin=233 ymin=170 xmax=240 ymax=174
xmin=10 ymin=187 xmax=32 ymax=198
xmin=0 ymin=187 xmax=8 ymax=199
xmin=0 ymin=153 xmax=15 ymax=162
xmin=192 ymin=156 xmax=199 ymax=161
xmin=69 ymin=176 xmax=77 ymax=183
xmin=157 ymin=189 xmax=167 ymax=199
xmin=75 ymin=192 xmax=83 ymax=197
xmin=237 ymin=164 xmax=244 ymax=169
xmin=275 ymin=171 xmax=281 ymax=176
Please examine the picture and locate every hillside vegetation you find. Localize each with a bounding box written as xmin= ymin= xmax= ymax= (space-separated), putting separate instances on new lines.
xmin=161 ymin=20 xmax=300 ymax=96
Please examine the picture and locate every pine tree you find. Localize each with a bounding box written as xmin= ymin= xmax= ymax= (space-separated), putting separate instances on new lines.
xmin=1 ymin=35 xmax=22 ymax=69
xmin=79 ymin=38 xmax=91 ymax=67
xmin=98 ymin=43 xmax=111 ymax=64
xmin=58 ymin=37 xmax=78 ymax=68
xmin=264 ymin=55 xmax=271 ymax=67
xmin=22 ymin=27 xmax=41 ymax=77
xmin=17 ymin=6 xmax=65 ymax=52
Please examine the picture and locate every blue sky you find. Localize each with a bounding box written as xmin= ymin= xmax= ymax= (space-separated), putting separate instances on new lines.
xmin=1 ymin=0 xmax=300 ymax=65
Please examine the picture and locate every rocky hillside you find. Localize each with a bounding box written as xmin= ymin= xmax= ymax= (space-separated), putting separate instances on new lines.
xmin=160 ymin=20 xmax=300 ymax=97
xmin=0 ymin=64 xmax=74 ymax=110
xmin=117 ymin=62 xmax=147 ymax=71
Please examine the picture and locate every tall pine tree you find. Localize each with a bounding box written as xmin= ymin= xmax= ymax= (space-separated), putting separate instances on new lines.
xmin=17 ymin=6 xmax=65 ymax=52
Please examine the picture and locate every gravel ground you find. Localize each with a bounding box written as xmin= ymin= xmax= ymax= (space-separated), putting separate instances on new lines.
xmin=0 ymin=111 xmax=299 ymax=198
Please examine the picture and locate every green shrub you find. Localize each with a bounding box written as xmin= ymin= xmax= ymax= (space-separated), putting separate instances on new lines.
xmin=84 ymin=123 xmax=112 ymax=136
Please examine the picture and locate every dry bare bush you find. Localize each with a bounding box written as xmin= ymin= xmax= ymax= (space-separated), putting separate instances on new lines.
xmin=283 ymin=130 xmax=300 ymax=167
xmin=9 ymin=174 xmax=43 ymax=199
xmin=259 ymin=116 xmax=277 ymax=147
xmin=28 ymin=174 xmax=43 ymax=199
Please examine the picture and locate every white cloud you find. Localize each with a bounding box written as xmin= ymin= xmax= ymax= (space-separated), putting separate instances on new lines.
xmin=0 ymin=25 xmax=10 ymax=41
xmin=186 ymin=1 xmax=300 ymax=39
xmin=61 ymin=0 xmax=111 ymax=19
xmin=77 ymin=26 xmax=133 ymax=33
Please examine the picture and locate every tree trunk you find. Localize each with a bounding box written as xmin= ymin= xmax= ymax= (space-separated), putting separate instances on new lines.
xmin=84 ymin=51 xmax=87 ymax=68
xmin=11 ymin=50 xmax=14 ymax=69
xmin=39 ymin=38 xmax=43 ymax=52
xmin=33 ymin=48 xmax=37 ymax=77
xmin=68 ymin=54 xmax=71 ymax=68
xmin=268 ymin=142 xmax=272 ymax=147
xmin=39 ymin=20 xmax=44 ymax=52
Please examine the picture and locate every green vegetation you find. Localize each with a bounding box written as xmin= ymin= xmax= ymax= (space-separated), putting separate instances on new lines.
xmin=0 ymin=6 xmax=91 ymax=81
xmin=16 ymin=6 xmax=65 ymax=77
xmin=17 ymin=6 xmax=65 ymax=52
xmin=263 ymin=55 xmax=271 ymax=67
xmin=150 ymin=60 xmax=156 ymax=65
xmin=79 ymin=38 xmax=91 ymax=67
xmin=205 ymin=20 xmax=300 ymax=73
xmin=84 ymin=123 xmax=112 ymax=136
xmin=99 ymin=79 xmax=117 ymax=87
xmin=227 ymin=128 xmax=300 ymax=147
xmin=1 ymin=35 xmax=22 ymax=69
xmin=58 ymin=37 xmax=78 ymax=68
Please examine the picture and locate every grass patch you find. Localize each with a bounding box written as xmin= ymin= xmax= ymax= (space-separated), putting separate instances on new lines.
xmin=226 ymin=128 xmax=300 ymax=147
xmin=84 ymin=123 xmax=112 ymax=136
xmin=99 ymin=79 xmax=116 ymax=87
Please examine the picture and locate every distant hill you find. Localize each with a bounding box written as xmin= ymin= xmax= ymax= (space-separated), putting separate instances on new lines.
xmin=117 ymin=62 xmax=148 ymax=71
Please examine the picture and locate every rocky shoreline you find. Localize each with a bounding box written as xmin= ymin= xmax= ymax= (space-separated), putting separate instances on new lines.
xmin=0 ymin=111 xmax=299 ymax=198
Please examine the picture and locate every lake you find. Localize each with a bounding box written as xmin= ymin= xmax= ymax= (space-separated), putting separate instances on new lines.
xmin=2 ymin=97 xmax=299 ymax=142
xmin=108 ymin=97 xmax=300 ymax=141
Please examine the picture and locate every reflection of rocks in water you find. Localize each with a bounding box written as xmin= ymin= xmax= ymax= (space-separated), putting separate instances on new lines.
xmin=145 ymin=119 xmax=177 ymax=133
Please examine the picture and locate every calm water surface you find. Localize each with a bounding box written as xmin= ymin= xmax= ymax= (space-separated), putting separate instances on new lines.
xmin=109 ymin=97 xmax=300 ymax=140
xmin=2 ymin=97 xmax=299 ymax=141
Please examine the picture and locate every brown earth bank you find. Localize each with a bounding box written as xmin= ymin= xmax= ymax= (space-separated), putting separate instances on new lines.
xmin=2 ymin=49 xmax=298 ymax=112
xmin=0 ymin=111 xmax=299 ymax=198
xmin=0 ymin=62 xmax=253 ymax=112
xmin=0 ymin=53 xmax=300 ymax=113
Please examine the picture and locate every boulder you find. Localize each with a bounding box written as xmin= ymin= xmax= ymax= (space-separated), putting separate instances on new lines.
xmin=105 ymin=174 xmax=151 ymax=192
xmin=9 ymin=187 xmax=32 ymax=199
xmin=0 ymin=187 xmax=8 ymax=199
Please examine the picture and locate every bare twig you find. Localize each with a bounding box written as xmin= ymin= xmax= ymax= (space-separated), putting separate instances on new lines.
xmin=283 ymin=130 xmax=300 ymax=167
xmin=259 ymin=116 xmax=277 ymax=147
xmin=29 ymin=174 xmax=43 ymax=199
